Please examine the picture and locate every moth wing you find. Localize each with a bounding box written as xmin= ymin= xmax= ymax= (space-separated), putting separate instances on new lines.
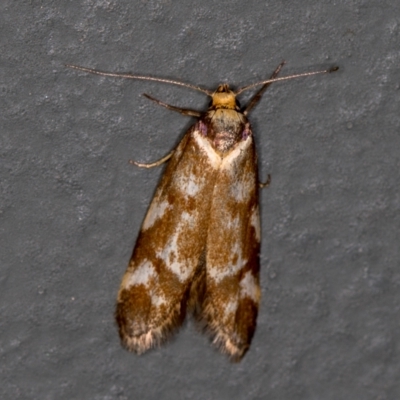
xmin=201 ymin=135 xmax=261 ymax=361
xmin=116 ymin=125 xmax=218 ymax=354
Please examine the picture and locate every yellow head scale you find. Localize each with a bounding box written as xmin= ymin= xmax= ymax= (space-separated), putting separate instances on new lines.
xmin=211 ymin=84 xmax=237 ymax=110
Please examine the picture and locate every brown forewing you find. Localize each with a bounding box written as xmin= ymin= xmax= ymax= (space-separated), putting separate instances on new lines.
xmin=115 ymin=124 xmax=221 ymax=353
xmin=200 ymin=134 xmax=261 ymax=361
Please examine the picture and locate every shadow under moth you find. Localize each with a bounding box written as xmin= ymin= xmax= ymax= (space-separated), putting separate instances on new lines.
xmin=66 ymin=61 xmax=338 ymax=361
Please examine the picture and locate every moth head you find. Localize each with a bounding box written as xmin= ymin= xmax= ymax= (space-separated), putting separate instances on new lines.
xmin=210 ymin=84 xmax=239 ymax=110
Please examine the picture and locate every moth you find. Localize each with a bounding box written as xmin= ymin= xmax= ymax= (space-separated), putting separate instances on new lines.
xmin=67 ymin=61 xmax=338 ymax=361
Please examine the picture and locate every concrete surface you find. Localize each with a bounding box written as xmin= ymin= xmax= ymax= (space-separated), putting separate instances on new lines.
xmin=1 ymin=0 xmax=399 ymax=399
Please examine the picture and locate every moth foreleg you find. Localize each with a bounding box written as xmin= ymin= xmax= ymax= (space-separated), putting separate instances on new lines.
xmin=143 ymin=93 xmax=202 ymax=117
xmin=129 ymin=150 xmax=174 ymax=168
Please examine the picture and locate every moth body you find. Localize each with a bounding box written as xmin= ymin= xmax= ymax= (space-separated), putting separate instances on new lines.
xmin=116 ymin=85 xmax=260 ymax=361
xmin=65 ymin=61 xmax=338 ymax=361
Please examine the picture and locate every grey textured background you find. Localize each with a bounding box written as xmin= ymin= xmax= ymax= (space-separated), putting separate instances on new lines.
xmin=1 ymin=0 xmax=399 ymax=399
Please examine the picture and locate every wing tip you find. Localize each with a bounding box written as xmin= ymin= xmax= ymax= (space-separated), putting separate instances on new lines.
xmin=115 ymin=297 xmax=187 ymax=355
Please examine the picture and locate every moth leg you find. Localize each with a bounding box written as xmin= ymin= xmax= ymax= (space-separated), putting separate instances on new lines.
xmin=130 ymin=150 xmax=174 ymax=168
xmin=259 ymin=174 xmax=271 ymax=188
xmin=243 ymin=61 xmax=286 ymax=115
xmin=143 ymin=93 xmax=202 ymax=117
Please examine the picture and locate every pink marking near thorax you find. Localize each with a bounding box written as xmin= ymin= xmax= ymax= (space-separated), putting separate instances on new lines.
xmin=197 ymin=120 xmax=208 ymax=136
xmin=242 ymin=123 xmax=251 ymax=140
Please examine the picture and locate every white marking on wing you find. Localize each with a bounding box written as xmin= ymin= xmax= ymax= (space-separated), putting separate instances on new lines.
xmin=193 ymin=130 xmax=221 ymax=168
xmin=221 ymin=135 xmax=252 ymax=169
xmin=226 ymin=215 xmax=240 ymax=230
xmin=181 ymin=211 xmax=191 ymax=220
xmin=250 ymin=206 xmax=261 ymax=241
xmin=240 ymin=271 xmax=259 ymax=302
xmin=179 ymin=172 xmax=205 ymax=197
xmin=156 ymin=220 xmax=193 ymax=282
xmin=121 ymin=261 xmax=168 ymax=308
xmin=208 ymin=241 xmax=247 ymax=283
xmin=229 ymin=175 xmax=253 ymax=202
xmin=122 ymin=260 xmax=155 ymax=288
xmin=150 ymin=292 xmax=167 ymax=307
xmin=142 ymin=199 xmax=170 ymax=230
xmin=224 ymin=299 xmax=238 ymax=319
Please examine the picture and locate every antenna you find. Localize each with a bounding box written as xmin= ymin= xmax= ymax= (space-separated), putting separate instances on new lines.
xmin=65 ymin=64 xmax=212 ymax=96
xmin=236 ymin=66 xmax=339 ymax=95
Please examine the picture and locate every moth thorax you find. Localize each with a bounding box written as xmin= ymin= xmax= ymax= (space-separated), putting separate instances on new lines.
xmin=211 ymin=84 xmax=237 ymax=109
